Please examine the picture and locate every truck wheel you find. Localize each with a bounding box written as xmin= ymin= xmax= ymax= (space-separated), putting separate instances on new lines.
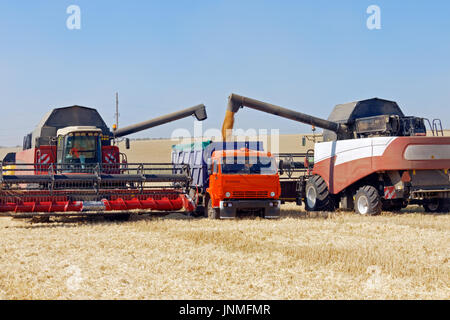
xmin=355 ymin=186 xmax=382 ymax=215
xmin=304 ymin=175 xmax=334 ymax=211
xmin=207 ymin=198 xmax=220 ymax=219
xmin=423 ymin=199 xmax=450 ymax=213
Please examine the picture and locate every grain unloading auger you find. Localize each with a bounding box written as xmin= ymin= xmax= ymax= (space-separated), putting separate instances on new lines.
xmin=0 ymin=103 xmax=207 ymax=219
xmin=222 ymin=93 xmax=450 ymax=215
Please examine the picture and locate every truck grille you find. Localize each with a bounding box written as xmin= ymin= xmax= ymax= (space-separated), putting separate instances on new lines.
xmin=232 ymin=191 xmax=268 ymax=198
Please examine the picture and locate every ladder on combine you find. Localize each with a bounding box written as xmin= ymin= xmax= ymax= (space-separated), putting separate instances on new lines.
xmin=274 ymin=151 xmax=314 ymax=203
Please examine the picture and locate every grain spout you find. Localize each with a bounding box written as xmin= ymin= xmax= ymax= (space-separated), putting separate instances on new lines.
xmin=221 ymin=110 xmax=235 ymax=140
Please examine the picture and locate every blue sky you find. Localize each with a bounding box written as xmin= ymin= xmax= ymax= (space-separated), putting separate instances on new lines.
xmin=0 ymin=0 xmax=449 ymax=146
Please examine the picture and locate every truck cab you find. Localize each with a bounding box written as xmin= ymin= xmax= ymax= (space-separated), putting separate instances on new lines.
xmin=56 ymin=126 xmax=102 ymax=168
xmin=206 ymin=148 xmax=281 ymax=219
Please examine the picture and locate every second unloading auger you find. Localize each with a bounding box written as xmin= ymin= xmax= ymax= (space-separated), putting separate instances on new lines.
xmin=0 ymin=103 xmax=207 ymax=218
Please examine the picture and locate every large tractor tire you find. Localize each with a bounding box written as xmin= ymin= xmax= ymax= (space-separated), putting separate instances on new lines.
xmin=355 ymin=185 xmax=382 ymax=215
xmin=304 ymin=175 xmax=335 ymax=211
xmin=423 ymin=199 xmax=450 ymax=213
xmin=207 ymin=197 xmax=220 ymax=219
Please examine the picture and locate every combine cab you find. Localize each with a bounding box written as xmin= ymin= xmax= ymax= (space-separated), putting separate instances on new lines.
xmin=1 ymin=103 xmax=207 ymax=219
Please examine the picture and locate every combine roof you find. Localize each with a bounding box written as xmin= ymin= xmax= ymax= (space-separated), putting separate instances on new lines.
xmin=30 ymin=106 xmax=112 ymax=148
xmin=323 ymin=98 xmax=405 ymax=141
xmin=327 ymin=98 xmax=404 ymax=124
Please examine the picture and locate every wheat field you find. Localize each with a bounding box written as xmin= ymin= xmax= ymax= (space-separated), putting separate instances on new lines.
xmin=0 ymin=135 xmax=449 ymax=299
xmin=0 ymin=206 xmax=449 ymax=300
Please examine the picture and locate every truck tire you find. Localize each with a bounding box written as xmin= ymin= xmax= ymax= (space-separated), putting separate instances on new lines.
xmin=207 ymin=198 xmax=220 ymax=219
xmin=355 ymin=186 xmax=382 ymax=215
xmin=423 ymin=199 xmax=450 ymax=213
xmin=304 ymin=175 xmax=334 ymax=211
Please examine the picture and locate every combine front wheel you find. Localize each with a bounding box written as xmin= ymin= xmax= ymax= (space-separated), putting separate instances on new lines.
xmin=304 ymin=175 xmax=334 ymax=211
xmin=355 ymin=186 xmax=382 ymax=215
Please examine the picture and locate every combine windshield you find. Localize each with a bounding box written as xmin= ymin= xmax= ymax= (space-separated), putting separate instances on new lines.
xmin=63 ymin=133 xmax=101 ymax=165
xmin=221 ymin=156 xmax=277 ymax=175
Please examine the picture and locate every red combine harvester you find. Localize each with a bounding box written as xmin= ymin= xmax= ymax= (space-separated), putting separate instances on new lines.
xmin=223 ymin=94 xmax=450 ymax=215
xmin=0 ymin=104 xmax=207 ymax=219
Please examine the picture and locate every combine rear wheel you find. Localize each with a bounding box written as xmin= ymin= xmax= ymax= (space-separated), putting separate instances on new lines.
xmin=355 ymin=186 xmax=382 ymax=215
xmin=207 ymin=198 xmax=220 ymax=219
xmin=304 ymin=175 xmax=334 ymax=211
xmin=423 ymin=199 xmax=450 ymax=213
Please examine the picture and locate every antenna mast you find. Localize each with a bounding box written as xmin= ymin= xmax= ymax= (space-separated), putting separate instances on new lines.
xmin=115 ymin=92 xmax=119 ymax=130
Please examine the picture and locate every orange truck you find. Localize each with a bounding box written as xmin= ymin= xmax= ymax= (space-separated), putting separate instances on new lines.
xmin=172 ymin=141 xmax=281 ymax=219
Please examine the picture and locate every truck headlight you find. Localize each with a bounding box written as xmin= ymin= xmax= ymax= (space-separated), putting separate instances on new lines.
xmin=269 ymin=201 xmax=279 ymax=207
xmin=270 ymin=191 xmax=276 ymax=197
xmin=225 ymin=192 xmax=231 ymax=198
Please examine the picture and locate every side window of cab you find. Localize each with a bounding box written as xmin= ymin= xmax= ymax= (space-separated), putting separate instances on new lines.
xmin=212 ymin=160 xmax=218 ymax=174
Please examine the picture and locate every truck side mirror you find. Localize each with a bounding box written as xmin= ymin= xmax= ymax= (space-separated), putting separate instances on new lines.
xmin=207 ymin=159 xmax=212 ymax=175
xmin=125 ymin=138 xmax=130 ymax=150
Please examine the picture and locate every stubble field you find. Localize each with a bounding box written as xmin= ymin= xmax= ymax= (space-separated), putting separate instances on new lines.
xmin=0 ymin=135 xmax=449 ymax=299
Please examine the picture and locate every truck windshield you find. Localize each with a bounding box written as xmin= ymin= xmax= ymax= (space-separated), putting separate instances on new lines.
xmin=64 ymin=133 xmax=101 ymax=164
xmin=221 ymin=156 xmax=277 ymax=175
